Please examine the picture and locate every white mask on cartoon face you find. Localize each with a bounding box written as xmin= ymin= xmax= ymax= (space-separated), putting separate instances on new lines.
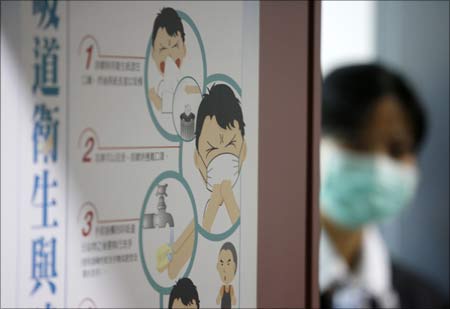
xmin=205 ymin=153 xmax=240 ymax=192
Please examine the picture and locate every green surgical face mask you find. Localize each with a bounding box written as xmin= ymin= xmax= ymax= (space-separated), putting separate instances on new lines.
xmin=320 ymin=140 xmax=419 ymax=229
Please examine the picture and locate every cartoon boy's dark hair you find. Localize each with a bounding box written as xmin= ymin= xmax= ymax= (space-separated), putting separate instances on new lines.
xmin=219 ymin=242 xmax=238 ymax=274
xmin=168 ymin=278 xmax=200 ymax=309
xmin=195 ymin=84 xmax=245 ymax=149
xmin=151 ymin=7 xmax=186 ymax=47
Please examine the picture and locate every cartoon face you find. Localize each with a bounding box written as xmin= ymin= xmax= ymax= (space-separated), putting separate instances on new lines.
xmin=194 ymin=116 xmax=247 ymax=182
xmin=217 ymin=249 xmax=237 ymax=285
xmin=171 ymin=298 xmax=198 ymax=309
xmin=152 ymin=27 xmax=186 ymax=75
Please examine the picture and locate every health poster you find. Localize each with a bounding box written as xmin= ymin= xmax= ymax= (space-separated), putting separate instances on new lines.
xmin=15 ymin=1 xmax=259 ymax=308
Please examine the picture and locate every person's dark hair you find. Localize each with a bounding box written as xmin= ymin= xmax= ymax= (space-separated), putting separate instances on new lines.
xmin=168 ymin=278 xmax=200 ymax=309
xmin=219 ymin=242 xmax=238 ymax=274
xmin=151 ymin=7 xmax=185 ymax=47
xmin=195 ymin=84 xmax=245 ymax=149
xmin=322 ymin=63 xmax=427 ymax=151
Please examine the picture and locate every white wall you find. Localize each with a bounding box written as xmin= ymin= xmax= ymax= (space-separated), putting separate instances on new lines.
xmin=321 ymin=1 xmax=376 ymax=76
xmin=1 ymin=2 xmax=21 ymax=307
xmin=377 ymin=1 xmax=449 ymax=298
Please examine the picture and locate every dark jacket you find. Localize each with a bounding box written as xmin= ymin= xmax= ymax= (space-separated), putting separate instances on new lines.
xmin=321 ymin=261 xmax=448 ymax=309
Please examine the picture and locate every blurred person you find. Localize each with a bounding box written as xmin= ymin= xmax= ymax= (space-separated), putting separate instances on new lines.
xmin=319 ymin=64 xmax=446 ymax=308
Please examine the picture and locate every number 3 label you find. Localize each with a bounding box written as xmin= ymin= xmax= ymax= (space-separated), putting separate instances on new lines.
xmin=82 ymin=210 xmax=94 ymax=237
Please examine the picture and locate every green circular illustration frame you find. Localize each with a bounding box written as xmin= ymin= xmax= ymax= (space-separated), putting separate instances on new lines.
xmin=138 ymin=170 xmax=199 ymax=295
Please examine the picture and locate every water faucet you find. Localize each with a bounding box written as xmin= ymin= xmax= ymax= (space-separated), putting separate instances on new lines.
xmin=143 ymin=184 xmax=175 ymax=229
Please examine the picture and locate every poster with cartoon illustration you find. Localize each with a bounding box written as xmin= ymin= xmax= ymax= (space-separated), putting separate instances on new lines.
xmin=58 ymin=2 xmax=258 ymax=308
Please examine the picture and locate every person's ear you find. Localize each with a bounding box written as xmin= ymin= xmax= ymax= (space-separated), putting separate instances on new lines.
xmin=194 ymin=150 xmax=200 ymax=169
xmin=151 ymin=46 xmax=156 ymax=60
xmin=182 ymin=41 xmax=187 ymax=58
xmin=240 ymin=140 xmax=247 ymax=164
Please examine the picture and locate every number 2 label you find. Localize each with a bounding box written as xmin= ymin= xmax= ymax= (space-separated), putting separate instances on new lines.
xmin=83 ymin=137 xmax=95 ymax=163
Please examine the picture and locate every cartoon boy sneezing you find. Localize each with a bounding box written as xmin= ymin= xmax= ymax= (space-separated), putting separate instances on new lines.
xmin=149 ymin=8 xmax=199 ymax=114
xmin=156 ymin=84 xmax=246 ymax=280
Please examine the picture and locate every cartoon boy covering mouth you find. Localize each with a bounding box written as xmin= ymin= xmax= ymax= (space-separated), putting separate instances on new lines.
xmin=156 ymin=84 xmax=246 ymax=280
xmin=194 ymin=84 xmax=247 ymax=232
xmin=149 ymin=7 xmax=199 ymax=113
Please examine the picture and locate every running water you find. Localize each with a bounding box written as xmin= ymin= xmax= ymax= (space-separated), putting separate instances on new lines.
xmin=169 ymin=226 xmax=174 ymax=245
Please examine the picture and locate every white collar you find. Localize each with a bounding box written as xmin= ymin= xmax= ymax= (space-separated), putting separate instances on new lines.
xmin=319 ymin=225 xmax=398 ymax=305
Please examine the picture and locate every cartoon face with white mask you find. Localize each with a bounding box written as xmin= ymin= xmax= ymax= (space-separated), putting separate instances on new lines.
xmin=194 ymin=84 xmax=247 ymax=232
xmin=149 ymin=7 xmax=187 ymax=113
